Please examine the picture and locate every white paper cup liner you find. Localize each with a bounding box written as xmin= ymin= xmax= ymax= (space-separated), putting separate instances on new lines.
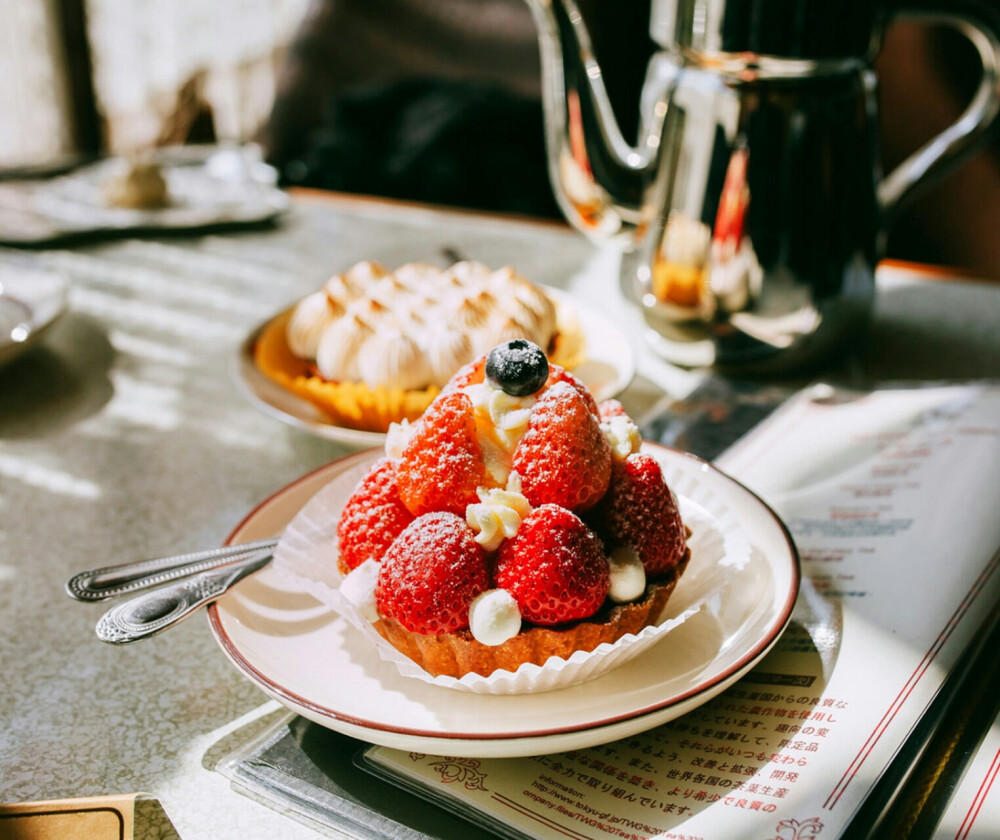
xmin=272 ymin=447 xmax=752 ymax=694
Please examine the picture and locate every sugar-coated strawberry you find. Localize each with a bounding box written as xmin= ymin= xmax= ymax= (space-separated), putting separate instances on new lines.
xmin=396 ymin=391 xmax=487 ymax=516
xmin=376 ymin=512 xmax=489 ymax=635
xmin=441 ymin=356 xmax=486 ymax=394
xmin=545 ymin=364 xmax=599 ymax=417
xmin=494 ymin=504 xmax=609 ymax=625
xmin=336 ymin=458 xmax=415 ymax=574
xmin=598 ymin=399 xmax=629 ymax=422
xmin=590 ymin=453 xmax=686 ymax=577
xmin=511 ymin=381 xmax=612 ymax=512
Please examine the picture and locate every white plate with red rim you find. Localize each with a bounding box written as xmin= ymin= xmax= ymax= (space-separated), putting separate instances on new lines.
xmin=233 ymin=287 xmax=635 ymax=447
xmin=207 ymin=443 xmax=799 ymax=758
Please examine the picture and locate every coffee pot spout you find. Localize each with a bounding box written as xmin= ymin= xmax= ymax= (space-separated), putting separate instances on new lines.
xmin=526 ymin=0 xmax=663 ymax=244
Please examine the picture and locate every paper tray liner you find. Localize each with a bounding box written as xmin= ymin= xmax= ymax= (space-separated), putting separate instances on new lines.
xmin=373 ymin=553 xmax=688 ymax=678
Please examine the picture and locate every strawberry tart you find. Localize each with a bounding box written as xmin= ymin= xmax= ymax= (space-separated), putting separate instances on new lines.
xmin=334 ymin=339 xmax=689 ymax=678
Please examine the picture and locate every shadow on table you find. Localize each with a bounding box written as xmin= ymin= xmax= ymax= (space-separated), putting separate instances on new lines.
xmin=0 ymin=314 xmax=114 ymax=438
xmin=135 ymin=795 xmax=183 ymax=840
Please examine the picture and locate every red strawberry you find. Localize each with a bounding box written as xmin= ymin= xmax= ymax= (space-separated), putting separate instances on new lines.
xmin=336 ymin=458 xmax=415 ymax=574
xmin=545 ymin=364 xmax=599 ymax=417
xmin=590 ymin=453 xmax=686 ymax=577
xmin=376 ymin=512 xmax=489 ymax=635
xmin=511 ymin=381 xmax=612 ymax=512
xmin=494 ymin=504 xmax=609 ymax=625
xmin=441 ymin=355 xmax=486 ymax=394
xmin=598 ymin=399 xmax=629 ymax=422
xmin=396 ymin=391 xmax=487 ymax=516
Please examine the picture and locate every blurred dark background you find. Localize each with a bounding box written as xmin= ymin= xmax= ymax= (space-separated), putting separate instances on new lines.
xmin=8 ymin=0 xmax=997 ymax=279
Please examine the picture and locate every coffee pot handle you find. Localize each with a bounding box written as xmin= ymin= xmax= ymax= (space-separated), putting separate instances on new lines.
xmin=878 ymin=2 xmax=1000 ymax=218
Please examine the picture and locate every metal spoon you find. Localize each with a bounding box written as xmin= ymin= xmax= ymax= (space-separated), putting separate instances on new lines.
xmin=66 ymin=537 xmax=279 ymax=602
xmin=95 ymin=548 xmax=273 ymax=644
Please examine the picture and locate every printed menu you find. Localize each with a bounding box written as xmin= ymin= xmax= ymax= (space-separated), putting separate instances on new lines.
xmin=362 ymin=383 xmax=1000 ymax=840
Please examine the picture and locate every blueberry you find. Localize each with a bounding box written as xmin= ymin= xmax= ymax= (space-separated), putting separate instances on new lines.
xmin=485 ymin=339 xmax=550 ymax=397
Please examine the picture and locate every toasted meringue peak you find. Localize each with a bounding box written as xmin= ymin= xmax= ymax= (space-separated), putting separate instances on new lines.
xmin=315 ymin=314 xmax=373 ymax=381
xmin=509 ymin=280 xmax=557 ymax=339
xmin=358 ymin=328 xmax=433 ymax=390
xmin=445 ymin=261 xmax=493 ymax=288
xmin=451 ymin=295 xmax=492 ymax=333
xmin=393 ymin=262 xmax=441 ymax=288
xmin=488 ymin=265 xmax=520 ymax=286
xmin=324 ymin=268 xmax=368 ymax=301
xmin=371 ymin=274 xmax=413 ymax=306
xmin=425 ymin=328 xmax=473 ymax=387
xmin=484 ymin=315 xmax=533 ymax=354
xmin=471 ymin=288 xmax=499 ymax=312
xmin=348 ymin=297 xmax=395 ymax=326
xmin=344 ymin=260 xmax=389 ymax=285
xmin=286 ymin=291 xmax=344 ymax=359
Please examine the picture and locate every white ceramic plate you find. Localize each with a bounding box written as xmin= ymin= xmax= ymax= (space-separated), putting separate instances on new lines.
xmin=207 ymin=444 xmax=799 ymax=758
xmin=233 ymin=287 xmax=636 ymax=447
xmin=0 ymin=148 xmax=288 ymax=245
xmin=0 ymin=258 xmax=69 ymax=367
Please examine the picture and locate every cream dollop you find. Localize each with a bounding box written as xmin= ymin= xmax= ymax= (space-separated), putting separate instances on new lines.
xmin=286 ymin=291 xmax=344 ymax=360
xmin=608 ymin=545 xmax=647 ymax=603
xmin=466 ymin=475 xmax=532 ymax=551
xmin=340 ymin=558 xmax=381 ymax=621
xmin=601 ymin=415 xmax=642 ymax=461
xmin=384 ymin=419 xmax=414 ymax=460
xmin=357 ymin=329 xmax=433 ymax=390
xmin=468 ymin=589 xmax=522 ymax=646
xmin=465 ymin=382 xmax=536 ymax=485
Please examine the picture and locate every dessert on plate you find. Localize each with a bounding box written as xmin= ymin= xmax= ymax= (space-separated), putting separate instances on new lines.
xmin=253 ymin=260 xmax=585 ymax=433
xmin=104 ymin=155 xmax=170 ymax=210
xmin=334 ymin=338 xmax=689 ymax=679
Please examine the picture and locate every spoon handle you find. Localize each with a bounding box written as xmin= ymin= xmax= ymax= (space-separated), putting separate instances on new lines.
xmin=66 ymin=537 xmax=279 ymax=601
xmin=95 ymin=549 xmax=273 ymax=644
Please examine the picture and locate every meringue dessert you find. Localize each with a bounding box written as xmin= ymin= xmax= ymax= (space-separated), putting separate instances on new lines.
xmin=104 ymin=156 xmax=170 ymax=210
xmin=254 ymin=260 xmax=585 ymax=432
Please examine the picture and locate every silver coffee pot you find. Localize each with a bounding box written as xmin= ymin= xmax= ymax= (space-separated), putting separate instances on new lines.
xmin=526 ymin=0 xmax=1000 ymax=373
